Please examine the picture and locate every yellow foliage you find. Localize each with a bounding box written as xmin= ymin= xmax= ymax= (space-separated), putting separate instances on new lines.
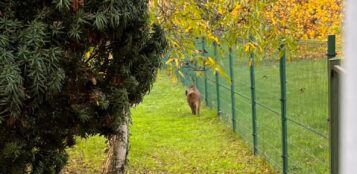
xmin=165 ymin=58 xmax=174 ymax=65
xmin=205 ymin=57 xmax=216 ymax=67
xmin=231 ymin=4 xmax=241 ymax=17
xmin=85 ymin=47 xmax=94 ymax=59
xmin=149 ymin=0 xmax=343 ymax=80
xmin=207 ymin=32 xmax=220 ymax=44
xmin=244 ymin=43 xmax=256 ymax=52
xmin=264 ymin=0 xmax=343 ymax=39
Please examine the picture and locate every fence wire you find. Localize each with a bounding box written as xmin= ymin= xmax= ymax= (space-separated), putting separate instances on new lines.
xmin=175 ymin=37 xmax=334 ymax=174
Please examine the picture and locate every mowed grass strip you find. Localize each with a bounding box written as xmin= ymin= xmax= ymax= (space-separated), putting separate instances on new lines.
xmin=127 ymin=72 xmax=274 ymax=173
xmin=64 ymin=72 xmax=275 ymax=173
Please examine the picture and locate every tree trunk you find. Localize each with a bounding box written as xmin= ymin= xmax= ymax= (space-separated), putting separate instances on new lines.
xmin=102 ymin=114 xmax=129 ymax=174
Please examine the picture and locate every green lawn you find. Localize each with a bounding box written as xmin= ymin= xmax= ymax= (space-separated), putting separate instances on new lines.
xmin=63 ymin=136 xmax=107 ymax=173
xmin=63 ymin=71 xmax=275 ymax=173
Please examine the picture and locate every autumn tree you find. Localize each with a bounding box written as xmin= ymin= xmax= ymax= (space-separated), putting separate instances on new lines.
xmin=150 ymin=0 xmax=289 ymax=74
xmin=265 ymin=0 xmax=343 ymax=40
xmin=150 ymin=0 xmax=342 ymax=71
xmin=0 ymin=0 xmax=166 ymax=173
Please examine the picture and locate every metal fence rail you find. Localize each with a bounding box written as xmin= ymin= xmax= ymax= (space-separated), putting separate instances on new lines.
xmin=174 ymin=35 xmax=341 ymax=174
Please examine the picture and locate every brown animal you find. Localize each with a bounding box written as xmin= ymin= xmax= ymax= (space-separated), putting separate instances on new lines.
xmin=185 ymin=85 xmax=201 ymax=115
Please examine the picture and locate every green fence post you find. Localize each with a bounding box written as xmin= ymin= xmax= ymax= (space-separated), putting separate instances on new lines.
xmin=194 ymin=59 xmax=198 ymax=88
xmin=190 ymin=64 xmax=195 ymax=87
xmin=229 ymin=47 xmax=237 ymax=132
xmin=327 ymin=34 xmax=339 ymax=174
xmin=182 ymin=65 xmax=188 ymax=86
xmin=279 ymin=44 xmax=288 ymax=174
xmin=213 ymin=42 xmax=221 ymax=116
xmin=249 ymin=41 xmax=258 ymax=155
xmin=202 ymin=37 xmax=209 ymax=107
xmin=193 ymin=38 xmax=199 ymax=88
xmin=193 ymin=67 xmax=198 ymax=88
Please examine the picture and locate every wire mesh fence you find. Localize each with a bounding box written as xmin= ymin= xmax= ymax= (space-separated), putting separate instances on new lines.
xmin=173 ymin=35 xmax=339 ymax=174
xmin=286 ymin=40 xmax=329 ymax=173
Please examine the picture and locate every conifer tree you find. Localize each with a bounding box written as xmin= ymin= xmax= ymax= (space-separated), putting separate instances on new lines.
xmin=0 ymin=0 xmax=166 ymax=173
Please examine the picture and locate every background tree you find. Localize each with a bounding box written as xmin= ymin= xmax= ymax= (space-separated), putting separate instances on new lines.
xmin=0 ymin=0 xmax=166 ymax=173
xmin=264 ymin=0 xmax=343 ymax=40
xmin=150 ymin=0 xmax=291 ymax=76
xmin=149 ymin=0 xmax=342 ymax=74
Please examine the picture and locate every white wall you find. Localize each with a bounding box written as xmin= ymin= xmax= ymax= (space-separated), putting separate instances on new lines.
xmin=341 ymin=1 xmax=357 ymax=173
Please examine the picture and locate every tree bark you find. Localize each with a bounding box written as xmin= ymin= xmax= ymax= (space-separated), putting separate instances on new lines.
xmin=102 ymin=113 xmax=129 ymax=174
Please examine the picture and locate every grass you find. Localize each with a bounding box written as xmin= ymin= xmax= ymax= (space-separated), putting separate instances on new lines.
xmin=180 ymin=42 xmax=330 ymax=173
xmin=62 ymin=136 xmax=107 ymax=173
xmin=63 ymin=71 xmax=275 ymax=173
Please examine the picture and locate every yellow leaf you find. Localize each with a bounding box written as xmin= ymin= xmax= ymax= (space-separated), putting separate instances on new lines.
xmin=205 ymin=57 xmax=215 ymax=66
xmin=215 ymin=67 xmax=231 ymax=83
xmin=174 ymin=58 xmax=179 ymax=66
xmin=208 ymin=32 xmax=220 ymax=44
xmin=178 ymin=70 xmax=185 ymax=78
xmin=85 ymin=47 xmax=94 ymax=59
xmin=244 ymin=44 xmax=250 ymax=52
xmin=231 ymin=4 xmax=241 ymax=17
xmin=185 ymin=26 xmax=193 ymax=33
xmin=218 ymin=6 xmax=224 ymax=15
xmin=165 ymin=58 xmax=174 ymax=64
xmin=244 ymin=43 xmax=256 ymax=52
